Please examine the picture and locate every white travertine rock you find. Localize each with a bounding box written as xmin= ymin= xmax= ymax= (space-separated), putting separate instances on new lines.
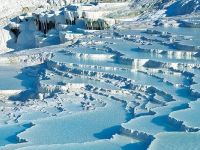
xmin=0 ymin=29 xmax=15 ymax=52
xmin=59 ymin=31 xmax=83 ymax=43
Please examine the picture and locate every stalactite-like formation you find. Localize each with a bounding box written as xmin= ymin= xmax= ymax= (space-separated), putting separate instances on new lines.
xmin=64 ymin=10 xmax=79 ymax=25
xmin=8 ymin=23 xmax=21 ymax=40
xmin=24 ymin=4 xmax=116 ymax=35
xmin=85 ymin=19 xmax=109 ymax=30
xmin=33 ymin=13 xmax=57 ymax=34
xmin=33 ymin=7 xmax=80 ymax=34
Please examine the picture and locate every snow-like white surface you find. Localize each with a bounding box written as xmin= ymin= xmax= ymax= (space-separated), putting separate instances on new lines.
xmin=0 ymin=1 xmax=200 ymax=150
xmin=169 ymin=99 xmax=200 ymax=129
xmin=148 ymin=132 xmax=200 ymax=150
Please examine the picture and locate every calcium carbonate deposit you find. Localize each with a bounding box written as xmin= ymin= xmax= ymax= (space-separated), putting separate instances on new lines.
xmin=0 ymin=0 xmax=200 ymax=150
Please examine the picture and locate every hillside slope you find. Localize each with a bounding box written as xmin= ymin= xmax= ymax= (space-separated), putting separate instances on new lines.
xmin=166 ymin=0 xmax=200 ymax=16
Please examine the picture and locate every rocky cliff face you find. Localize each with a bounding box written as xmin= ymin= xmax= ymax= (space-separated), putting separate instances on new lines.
xmin=1 ymin=0 xmax=200 ymax=23
xmin=166 ymin=0 xmax=200 ymax=16
xmin=132 ymin=0 xmax=200 ymax=16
